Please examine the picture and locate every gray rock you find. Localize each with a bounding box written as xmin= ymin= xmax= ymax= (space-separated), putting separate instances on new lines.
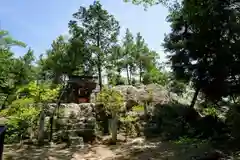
xmin=114 ymin=84 xmax=171 ymax=106
xmin=69 ymin=136 xmax=84 ymax=148
xmin=49 ymin=103 xmax=97 ymax=143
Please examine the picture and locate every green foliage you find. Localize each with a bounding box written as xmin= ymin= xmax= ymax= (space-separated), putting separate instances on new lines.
xmin=11 ymin=49 xmax=36 ymax=86
xmin=132 ymin=105 xmax=145 ymax=112
xmin=164 ymin=0 xmax=240 ymax=102
xmin=174 ymin=136 xmax=208 ymax=145
xmin=119 ymin=28 xmax=135 ymax=85
xmin=202 ymin=107 xmax=218 ymax=117
xmin=0 ymin=31 xmax=35 ymax=107
xmin=106 ymin=28 xmax=160 ymax=86
xmin=168 ymin=78 xmax=186 ymax=96
xmin=0 ymin=49 xmax=15 ymax=94
xmin=1 ymin=81 xmax=60 ymax=143
xmin=96 ymin=87 xmax=124 ymax=116
xmin=119 ymin=115 xmax=139 ymax=137
xmin=108 ymin=73 xmax=126 ymax=86
xmin=70 ymin=1 xmax=120 ymax=90
xmin=17 ymin=81 xmax=60 ymax=103
xmin=142 ymin=67 xmax=168 ymax=85
xmin=0 ymin=30 xmax=26 ymax=49
xmin=39 ymin=34 xmax=91 ymax=83
xmin=123 ymin=0 xmax=170 ymax=9
xmin=225 ymin=105 xmax=240 ymax=140
xmin=0 ymin=98 xmax=40 ymax=143
xmin=151 ymin=104 xmax=196 ymax=140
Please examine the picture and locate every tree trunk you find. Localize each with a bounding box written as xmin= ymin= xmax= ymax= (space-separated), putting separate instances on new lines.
xmin=97 ymin=56 xmax=102 ymax=91
xmin=230 ymin=95 xmax=236 ymax=104
xmin=38 ymin=109 xmax=45 ymax=145
xmin=139 ymin=63 xmax=142 ymax=83
xmin=117 ymin=68 xmax=121 ymax=77
xmin=144 ymin=102 xmax=148 ymax=120
xmin=129 ymin=68 xmax=132 ymax=85
xmin=97 ymin=27 xmax=102 ymax=91
xmin=126 ymin=65 xmax=130 ymax=85
xmin=49 ymin=116 xmax=54 ymax=142
xmin=190 ymin=87 xmax=200 ymax=108
xmin=109 ymin=112 xmax=117 ymax=144
xmin=29 ymin=125 xmax=34 ymax=140
xmin=53 ymin=72 xmax=61 ymax=84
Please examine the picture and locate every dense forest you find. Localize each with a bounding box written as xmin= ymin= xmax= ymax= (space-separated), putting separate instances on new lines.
xmin=1 ymin=0 xmax=240 ymax=159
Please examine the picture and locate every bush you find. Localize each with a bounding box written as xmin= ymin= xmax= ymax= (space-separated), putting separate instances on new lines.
xmin=108 ymin=74 xmax=126 ymax=86
xmin=132 ymin=105 xmax=145 ymax=112
xmin=116 ymin=76 xmax=126 ymax=85
xmin=149 ymin=103 xmax=199 ymax=140
xmin=226 ymin=105 xmax=240 ymax=141
xmin=203 ymin=107 xmax=218 ymax=117
xmin=96 ymin=87 xmax=124 ymax=143
xmin=174 ymin=136 xmax=208 ymax=145
xmin=119 ymin=115 xmax=139 ymax=138
xmin=168 ymin=79 xmax=186 ymax=96
xmin=96 ymin=87 xmax=124 ymax=116
xmin=142 ymin=67 xmax=168 ymax=86
xmin=0 ymin=98 xmax=40 ymax=143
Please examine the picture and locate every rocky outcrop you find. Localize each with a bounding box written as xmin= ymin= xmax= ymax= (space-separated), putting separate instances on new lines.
xmin=113 ymin=84 xmax=171 ymax=109
xmin=53 ymin=103 xmax=96 ymax=144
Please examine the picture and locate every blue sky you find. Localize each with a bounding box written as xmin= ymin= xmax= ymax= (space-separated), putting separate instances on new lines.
xmin=0 ymin=0 xmax=170 ymax=61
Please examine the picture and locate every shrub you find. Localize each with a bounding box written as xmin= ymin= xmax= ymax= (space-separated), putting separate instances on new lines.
xmin=108 ymin=74 xmax=126 ymax=86
xmin=203 ymin=107 xmax=218 ymax=117
xmin=168 ymin=80 xmax=186 ymax=96
xmin=17 ymin=81 xmax=60 ymax=103
xmin=96 ymin=87 xmax=124 ymax=144
xmin=119 ymin=115 xmax=139 ymax=138
xmin=150 ymin=103 xmax=197 ymax=140
xmin=0 ymin=98 xmax=40 ymax=143
xmin=132 ymin=105 xmax=145 ymax=112
xmin=225 ymin=105 xmax=240 ymax=141
xmin=1 ymin=81 xmax=60 ymax=143
xmin=96 ymin=87 xmax=124 ymax=116
xmin=174 ymin=136 xmax=208 ymax=145
xmin=142 ymin=67 xmax=168 ymax=86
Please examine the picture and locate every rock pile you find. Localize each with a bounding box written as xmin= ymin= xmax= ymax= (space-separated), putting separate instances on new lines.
xmin=113 ymin=84 xmax=171 ymax=109
xmin=53 ymin=103 xmax=96 ymax=144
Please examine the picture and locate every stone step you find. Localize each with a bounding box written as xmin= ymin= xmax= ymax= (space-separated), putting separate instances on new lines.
xmin=69 ymin=136 xmax=84 ymax=148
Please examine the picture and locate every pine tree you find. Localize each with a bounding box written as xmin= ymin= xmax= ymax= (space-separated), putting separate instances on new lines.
xmin=70 ymin=1 xmax=120 ymax=90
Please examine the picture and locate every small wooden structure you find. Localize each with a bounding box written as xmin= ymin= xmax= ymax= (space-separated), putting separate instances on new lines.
xmin=61 ymin=75 xmax=97 ymax=103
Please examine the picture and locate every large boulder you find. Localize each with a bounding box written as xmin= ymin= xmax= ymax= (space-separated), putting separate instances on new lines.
xmin=145 ymin=84 xmax=170 ymax=104
xmin=113 ymin=85 xmax=139 ymax=110
xmin=54 ymin=103 xmax=96 ymax=143
xmin=113 ymin=84 xmax=171 ymax=109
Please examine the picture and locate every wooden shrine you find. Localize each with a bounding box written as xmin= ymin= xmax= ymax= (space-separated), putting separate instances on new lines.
xmin=61 ymin=75 xmax=98 ymax=103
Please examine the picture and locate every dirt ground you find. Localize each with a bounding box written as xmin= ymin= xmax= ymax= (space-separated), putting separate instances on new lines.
xmin=2 ymin=137 xmax=229 ymax=160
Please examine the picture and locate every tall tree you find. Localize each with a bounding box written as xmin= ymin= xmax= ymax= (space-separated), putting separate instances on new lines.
xmin=40 ymin=36 xmax=69 ymax=84
xmin=164 ymin=0 xmax=240 ymax=107
xmin=0 ymin=30 xmax=26 ymax=48
xmin=68 ymin=21 xmax=94 ymax=75
xmin=133 ymin=32 xmax=160 ymax=83
xmin=106 ymin=45 xmax=124 ymax=85
xmin=123 ymin=0 xmax=174 ymax=9
xmin=122 ymin=28 xmax=135 ymax=84
xmin=12 ymin=48 xmax=35 ymax=86
xmin=0 ymin=29 xmax=28 ymax=108
xmin=70 ymin=1 xmax=120 ymax=90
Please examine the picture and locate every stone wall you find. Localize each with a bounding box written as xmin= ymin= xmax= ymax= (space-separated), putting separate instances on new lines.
xmin=51 ymin=103 xmax=96 ymax=144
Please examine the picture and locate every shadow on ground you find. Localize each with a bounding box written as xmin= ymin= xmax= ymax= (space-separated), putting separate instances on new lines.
xmin=112 ymin=138 xmax=214 ymax=160
xmin=3 ymin=139 xmax=211 ymax=160
xmin=3 ymin=143 xmax=78 ymax=160
xmin=3 ymin=138 xmax=240 ymax=160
